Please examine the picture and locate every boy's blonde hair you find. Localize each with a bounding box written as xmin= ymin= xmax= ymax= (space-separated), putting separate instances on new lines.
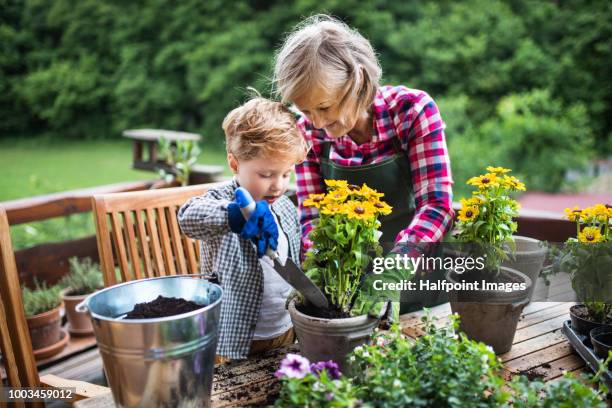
xmin=273 ymin=15 xmax=381 ymax=125
xmin=223 ymin=96 xmax=307 ymax=162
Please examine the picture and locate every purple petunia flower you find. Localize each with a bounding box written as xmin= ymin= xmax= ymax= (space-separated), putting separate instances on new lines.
xmin=310 ymin=360 xmax=342 ymax=380
xmin=275 ymin=353 xmax=311 ymax=379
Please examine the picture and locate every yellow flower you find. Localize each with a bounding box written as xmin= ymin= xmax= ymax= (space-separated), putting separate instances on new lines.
xmin=502 ymin=175 xmax=526 ymax=191
xmin=323 ymin=188 xmax=350 ymax=205
xmin=303 ymin=193 xmax=325 ymax=208
xmin=359 ymin=184 xmax=384 ymax=200
xmin=324 ymin=179 xmax=348 ymax=190
xmin=563 ymin=206 xmax=581 ymax=222
xmin=345 ymin=201 xmax=376 ymax=221
xmin=320 ymin=202 xmax=347 ymax=216
xmin=578 ymin=226 xmax=603 ymax=244
xmin=590 ymin=203 xmax=610 ymax=222
xmin=467 ymin=173 xmax=499 ymax=189
xmin=486 ymin=166 xmax=511 ymax=174
xmin=461 ymin=197 xmax=483 ymax=207
xmin=371 ymin=200 xmax=392 ymax=216
xmin=458 ymin=205 xmax=480 ymax=222
xmin=580 ymin=207 xmax=594 ymax=222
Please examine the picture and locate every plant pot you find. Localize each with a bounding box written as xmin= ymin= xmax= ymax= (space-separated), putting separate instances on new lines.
xmin=61 ymin=288 xmax=96 ymax=335
xmin=590 ymin=326 xmax=612 ymax=360
xmin=502 ymin=236 xmax=547 ymax=302
xmin=569 ymin=304 xmax=612 ymax=336
xmin=33 ymin=329 xmax=70 ymax=360
xmin=26 ymin=305 xmax=63 ymax=353
xmin=446 ymin=267 xmax=532 ymax=354
xmin=288 ymin=299 xmax=378 ymax=372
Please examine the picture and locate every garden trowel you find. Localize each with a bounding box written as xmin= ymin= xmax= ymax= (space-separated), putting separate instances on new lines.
xmin=235 ymin=187 xmax=329 ymax=309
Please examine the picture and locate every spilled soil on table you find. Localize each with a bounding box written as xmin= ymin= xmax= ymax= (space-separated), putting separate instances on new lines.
xmin=124 ymin=295 xmax=203 ymax=319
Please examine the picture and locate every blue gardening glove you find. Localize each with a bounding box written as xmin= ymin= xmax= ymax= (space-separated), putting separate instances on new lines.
xmin=227 ymin=202 xmax=246 ymax=233
xmin=242 ymin=201 xmax=278 ymax=257
xmin=228 ymin=197 xmax=278 ymax=258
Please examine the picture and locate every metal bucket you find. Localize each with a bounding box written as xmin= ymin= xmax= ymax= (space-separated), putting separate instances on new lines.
xmin=76 ymin=276 xmax=222 ymax=408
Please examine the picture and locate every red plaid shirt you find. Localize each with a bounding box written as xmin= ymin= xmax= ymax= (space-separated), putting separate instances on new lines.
xmin=296 ymin=85 xmax=454 ymax=253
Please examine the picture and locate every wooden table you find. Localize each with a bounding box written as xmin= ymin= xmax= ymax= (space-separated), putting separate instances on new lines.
xmin=73 ymin=300 xmax=598 ymax=407
xmin=122 ymin=128 xmax=224 ymax=183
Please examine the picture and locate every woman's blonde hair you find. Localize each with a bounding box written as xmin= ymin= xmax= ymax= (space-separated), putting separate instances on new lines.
xmin=273 ymin=15 xmax=381 ymax=125
xmin=222 ymin=95 xmax=308 ymax=162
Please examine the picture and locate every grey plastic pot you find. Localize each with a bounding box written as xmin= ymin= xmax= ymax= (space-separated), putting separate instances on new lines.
xmin=446 ymin=266 xmax=532 ymax=354
xmin=590 ymin=326 xmax=612 ymax=359
xmin=288 ymin=299 xmax=378 ymax=372
xmin=502 ymin=236 xmax=547 ymax=302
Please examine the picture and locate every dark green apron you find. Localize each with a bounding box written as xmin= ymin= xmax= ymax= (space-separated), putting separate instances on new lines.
xmin=319 ymin=137 xmax=447 ymax=313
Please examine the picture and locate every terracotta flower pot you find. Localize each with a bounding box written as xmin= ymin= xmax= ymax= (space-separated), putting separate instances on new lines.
xmin=446 ymin=267 xmax=532 ymax=354
xmin=61 ymin=288 xmax=95 ymax=335
xmin=288 ymin=299 xmax=378 ymax=372
xmin=26 ymin=305 xmax=62 ymax=351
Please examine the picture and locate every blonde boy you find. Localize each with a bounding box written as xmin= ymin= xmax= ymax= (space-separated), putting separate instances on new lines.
xmin=178 ymin=97 xmax=308 ymax=360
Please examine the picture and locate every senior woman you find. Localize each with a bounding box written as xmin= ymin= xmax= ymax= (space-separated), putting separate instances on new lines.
xmin=273 ymin=15 xmax=454 ymax=312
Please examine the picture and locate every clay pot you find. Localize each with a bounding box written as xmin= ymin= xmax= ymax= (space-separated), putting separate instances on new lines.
xmin=61 ymin=288 xmax=95 ymax=335
xmin=446 ymin=267 xmax=532 ymax=354
xmin=288 ymin=299 xmax=378 ymax=372
xmin=26 ymin=305 xmax=62 ymax=351
xmin=502 ymin=236 xmax=547 ymax=302
xmin=570 ymin=304 xmax=612 ymax=336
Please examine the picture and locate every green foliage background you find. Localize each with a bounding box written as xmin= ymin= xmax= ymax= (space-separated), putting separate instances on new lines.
xmin=1 ymin=0 xmax=610 ymax=194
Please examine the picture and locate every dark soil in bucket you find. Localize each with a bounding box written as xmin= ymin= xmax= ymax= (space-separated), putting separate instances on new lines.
xmin=124 ymin=295 xmax=203 ymax=319
xmin=296 ymin=302 xmax=351 ymax=319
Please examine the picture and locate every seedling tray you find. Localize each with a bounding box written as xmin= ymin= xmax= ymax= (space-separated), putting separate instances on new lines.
xmin=562 ymin=320 xmax=612 ymax=390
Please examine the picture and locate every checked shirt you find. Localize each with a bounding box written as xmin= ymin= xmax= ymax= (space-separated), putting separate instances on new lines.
xmin=178 ymin=180 xmax=301 ymax=359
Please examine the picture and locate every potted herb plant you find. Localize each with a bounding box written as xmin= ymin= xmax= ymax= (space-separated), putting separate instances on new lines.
xmin=22 ymin=281 xmax=67 ymax=359
xmin=288 ymin=180 xmax=406 ymax=370
xmin=59 ymin=257 xmax=103 ymax=335
xmin=446 ymin=166 xmax=532 ymax=354
xmin=557 ymin=203 xmax=611 ymax=336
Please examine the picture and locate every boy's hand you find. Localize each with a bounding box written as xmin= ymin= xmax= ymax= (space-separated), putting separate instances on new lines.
xmin=228 ymin=200 xmax=278 ymax=258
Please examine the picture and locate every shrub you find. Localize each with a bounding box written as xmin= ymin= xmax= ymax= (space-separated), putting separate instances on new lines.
xmin=22 ymin=281 xmax=61 ymax=317
xmin=59 ymin=257 xmax=103 ymax=296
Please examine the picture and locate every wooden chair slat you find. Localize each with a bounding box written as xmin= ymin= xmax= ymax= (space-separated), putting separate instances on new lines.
xmin=92 ymin=197 xmax=117 ymax=286
xmin=122 ymin=211 xmax=143 ymax=280
xmin=184 ymin=235 xmax=198 ymax=273
xmin=0 ymin=206 xmax=70 ymax=407
xmin=110 ymin=212 xmax=130 ymax=282
xmin=92 ymin=184 xmax=219 ymax=283
xmin=0 ymin=294 xmax=23 ymax=388
xmin=168 ymin=206 xmax=187 ymax=274
xmin=145 ymin=207 xmax=166 ymax=277
xmin=134 ymin=210 xmax=153 ymax=277
xmin=156 ymin=207 xmax=176 ymax=275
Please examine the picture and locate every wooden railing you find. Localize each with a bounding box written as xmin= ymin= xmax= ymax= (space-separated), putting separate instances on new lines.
xmin=2 ymin=181 xmax=574 ymax=287
xmin=2 ymin=180 xmax=164 ymax=286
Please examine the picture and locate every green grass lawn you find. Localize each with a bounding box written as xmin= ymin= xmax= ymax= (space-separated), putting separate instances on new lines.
xmin=0 ymin=138 xmax=229 ymax=249
xmin=0 ymin=138 xmax=230 ymax=201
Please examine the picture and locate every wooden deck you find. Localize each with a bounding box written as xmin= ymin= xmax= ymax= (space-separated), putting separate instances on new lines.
xmin=73 ymin=299 xmax=598 ymax=407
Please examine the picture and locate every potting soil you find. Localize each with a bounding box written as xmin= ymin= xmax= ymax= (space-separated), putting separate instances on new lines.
xmin=124 ymin=295 xmax=203 ymax=319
